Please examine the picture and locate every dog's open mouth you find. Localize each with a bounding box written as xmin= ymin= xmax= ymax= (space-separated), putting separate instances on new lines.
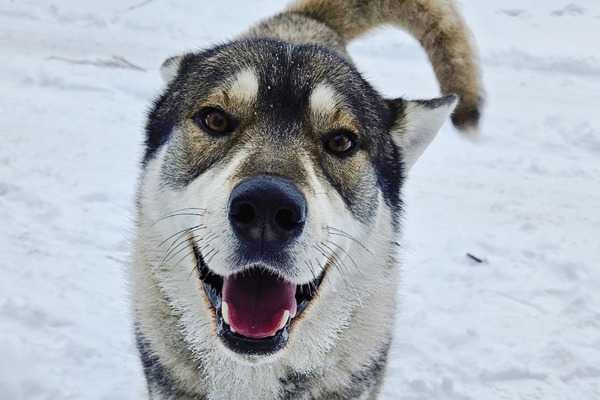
xmin=191 ymin=240 xmax=324 ymax=356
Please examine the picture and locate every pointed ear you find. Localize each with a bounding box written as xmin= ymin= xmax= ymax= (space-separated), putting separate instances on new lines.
xmin=387 ymin=95 xmax=458 ymax=170
xmin=160 ymin=55 xmax=184 ymax=84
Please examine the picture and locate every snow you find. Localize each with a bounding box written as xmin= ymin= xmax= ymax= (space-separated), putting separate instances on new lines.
xmin=1 ymin=0 xmax=599 ymax=399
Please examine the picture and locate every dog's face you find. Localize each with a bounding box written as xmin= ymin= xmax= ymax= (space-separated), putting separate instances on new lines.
xmin=138 ymin=39 xmax=455 ymax=363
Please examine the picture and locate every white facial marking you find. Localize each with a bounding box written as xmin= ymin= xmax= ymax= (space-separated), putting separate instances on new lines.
xmin=228 ymin=68 xmax=259 ymax=103
xmin=309 ymin=83 xmax=338 ymax=116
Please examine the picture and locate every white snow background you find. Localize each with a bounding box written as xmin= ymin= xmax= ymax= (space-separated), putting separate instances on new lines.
xmin=1 ymin=0 xmax=599 ymax=399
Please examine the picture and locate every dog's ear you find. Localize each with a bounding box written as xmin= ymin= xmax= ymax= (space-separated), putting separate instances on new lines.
xmin=160 ymin=55 xmax=183 ymax=84
xmin=387 ymin=95 xmax=458 ymax=170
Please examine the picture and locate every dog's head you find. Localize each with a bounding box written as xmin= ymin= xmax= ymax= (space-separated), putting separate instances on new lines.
xmin=138 ymin=39 xmax=456 ymax=363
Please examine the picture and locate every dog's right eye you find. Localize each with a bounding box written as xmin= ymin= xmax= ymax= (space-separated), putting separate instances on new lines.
xmin=323 ymin=130 xmax=359 ymax=157
xmin=193 ymin=107 xmax=237 ymax=136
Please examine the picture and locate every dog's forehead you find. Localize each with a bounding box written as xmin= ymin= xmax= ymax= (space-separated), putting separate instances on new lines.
xmin=180 ymin=40 xmax=372 ymax=117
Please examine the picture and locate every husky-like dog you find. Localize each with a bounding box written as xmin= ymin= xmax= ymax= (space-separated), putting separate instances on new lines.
xmin=131 ymin=0 xmax=483 ymax=398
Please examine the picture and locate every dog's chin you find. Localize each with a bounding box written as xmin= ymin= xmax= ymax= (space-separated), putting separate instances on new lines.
xmin=190 ymin=239 xmax=326 ymax=360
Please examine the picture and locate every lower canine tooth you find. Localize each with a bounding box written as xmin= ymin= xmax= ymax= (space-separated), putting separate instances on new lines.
xmin=277 ymin=310 xmax=290 ymax=331
xmin=222 ymin=302 xmax=230 ymax=325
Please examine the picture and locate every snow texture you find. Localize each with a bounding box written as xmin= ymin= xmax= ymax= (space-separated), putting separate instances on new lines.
xmin=1 ymin=0 xmax=599 ymax=399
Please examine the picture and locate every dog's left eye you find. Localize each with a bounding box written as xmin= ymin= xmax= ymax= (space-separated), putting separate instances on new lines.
xmin=323 ymin=130 xmax=358 ymax=157
xmin=193 ymin=107 xmax=237 ymax=136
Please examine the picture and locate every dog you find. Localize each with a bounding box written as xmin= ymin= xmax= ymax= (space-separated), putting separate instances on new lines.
xmin=131 ymin=0 xmax=483 ymax=399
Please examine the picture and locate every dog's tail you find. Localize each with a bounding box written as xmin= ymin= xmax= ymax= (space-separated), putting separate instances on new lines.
xmin=249 ymin=0 xmax=484 ymax=132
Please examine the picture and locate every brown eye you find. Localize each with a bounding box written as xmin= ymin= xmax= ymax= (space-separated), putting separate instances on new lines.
xmin=193 ymin=107 xmax=237 ymax=136
xmin=324 ymin=130 xmax=358 ymax=157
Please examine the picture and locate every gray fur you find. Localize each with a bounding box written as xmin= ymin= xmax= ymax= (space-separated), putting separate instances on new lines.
xmin=132 ymin=1 xmax=479 ymax=399
xmin=243 ymin=12 xmax=347 ymax=57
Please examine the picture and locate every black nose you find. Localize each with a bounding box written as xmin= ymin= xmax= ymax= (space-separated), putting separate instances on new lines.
xmin=228 ymin=176 xmax=306 ymax=249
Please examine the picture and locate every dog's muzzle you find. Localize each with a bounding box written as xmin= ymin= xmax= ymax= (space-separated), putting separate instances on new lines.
xmin=191 ymin=175 xmax=325 ymax=357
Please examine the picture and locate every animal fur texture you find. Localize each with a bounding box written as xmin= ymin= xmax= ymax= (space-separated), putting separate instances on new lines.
xmin=131 ymin=1 xmax=483 ymax=399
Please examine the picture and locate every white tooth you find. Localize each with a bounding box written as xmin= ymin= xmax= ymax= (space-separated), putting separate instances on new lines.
xmin=277 ymin=310 xmax=290 ymax=331
xmin=222 ymin=302 xmax=230 ymax=325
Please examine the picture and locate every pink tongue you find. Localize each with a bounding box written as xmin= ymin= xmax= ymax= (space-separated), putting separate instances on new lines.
xmin=223 ymin=270 xmax=297 ymax=339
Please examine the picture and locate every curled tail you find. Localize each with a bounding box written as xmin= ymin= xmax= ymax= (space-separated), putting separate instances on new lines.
xmin=249 ymin=0 xmax=484 ymax=131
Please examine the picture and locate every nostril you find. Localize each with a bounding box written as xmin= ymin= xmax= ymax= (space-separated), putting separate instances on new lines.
xmin=274 ymin=208 xmax=302 ymax=232
xmin=231 ymin=202 xmax=256 ymax=225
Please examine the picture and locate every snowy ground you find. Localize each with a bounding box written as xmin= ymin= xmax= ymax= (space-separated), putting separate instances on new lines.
xmin=1 ymin=1 xmax=599 ymax=399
